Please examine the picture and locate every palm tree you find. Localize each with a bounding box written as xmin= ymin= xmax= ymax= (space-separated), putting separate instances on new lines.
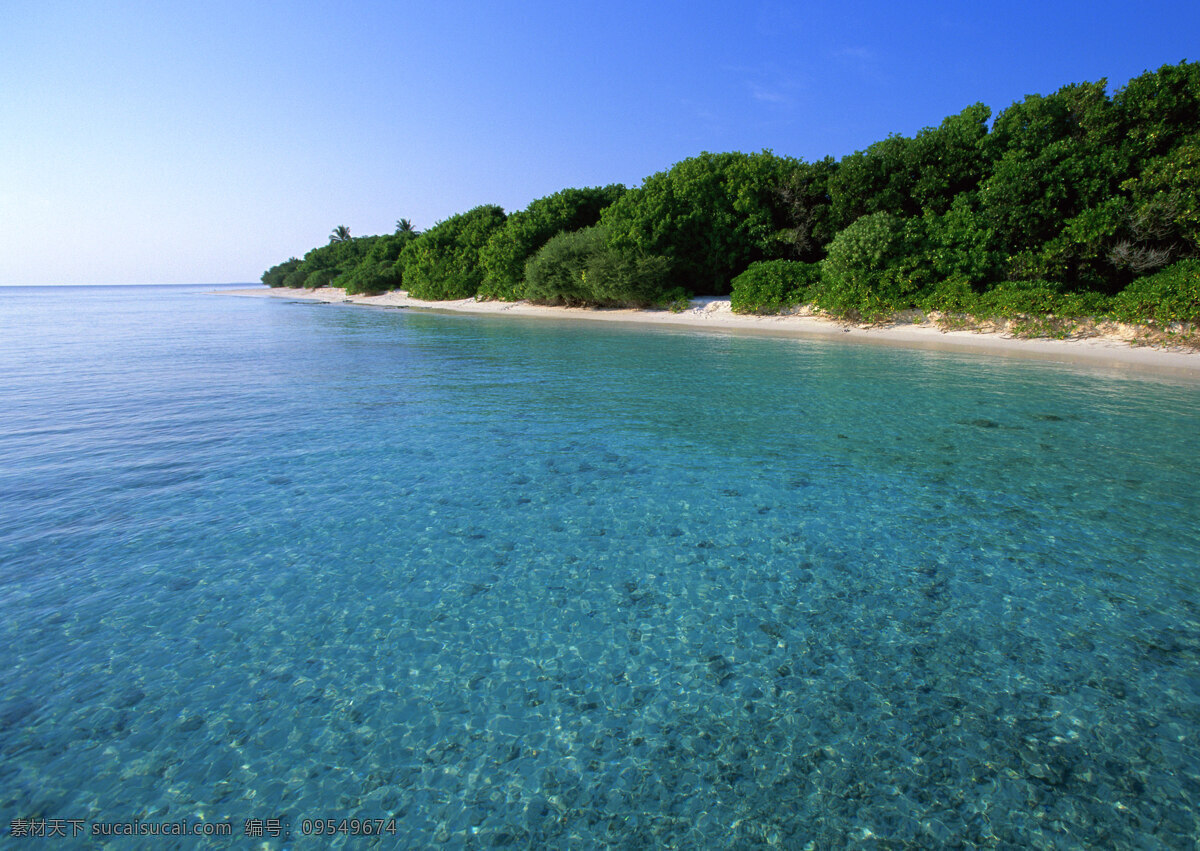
xmin=395 ymin=219 xmax=418 ymax=235
xmin=330 ymin=225 xmax=352 ymax=243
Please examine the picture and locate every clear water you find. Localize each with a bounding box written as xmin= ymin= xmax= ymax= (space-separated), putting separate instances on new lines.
xmin=2 ymin=285 xmax=1198 ymax=848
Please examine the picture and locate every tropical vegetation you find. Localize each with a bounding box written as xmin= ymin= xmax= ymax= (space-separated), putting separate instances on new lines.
xmin=262 ymin=61 xmax=1200 ymax=327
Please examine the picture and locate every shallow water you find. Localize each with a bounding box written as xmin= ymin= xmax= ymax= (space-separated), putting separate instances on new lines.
xmin=2 ymin=286 xmax=1199 ymax=848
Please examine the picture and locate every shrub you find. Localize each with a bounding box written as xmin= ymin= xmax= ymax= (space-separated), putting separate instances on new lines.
xmin=976 ymin=280 xmax=1065 ymax=317
xmin=524 ymin=226 xmax=670 ymax=307
xmin=523 ymin=226 xmax=604 ymax=305
xmin=816 ymin=212 xmax=926 ymax=318
xmin=400 ymin=205 xmax=507 ymax=300
xmin=970 ymin=280 xmax=1116 ymax=319
xmin=1112 ymin=259 xmax=1200 ymax=322
xmin=920 ymin=196 xmax=1001 ymax=286
xmin=478 ymin=185 xmax=625 ymax=301
xmin=342 ymin=232 xmax=416 ymax=295
xmin=918 ymin=276 xmax=979 ymax=313
xmin=600 ymin=150 xmax=800 ymax=294
xmin=286 ymin=236 xmax=377 ymax=290
xmin=730 ymin=260 xmax=821 ymax=314
xmin=281 ymin=266 xmax=309 ymax=288
xmin=303 ymin=268 xmax=339 ymax=289
xmin=582 ymin=249 xmax=670 ymax=308
xmin=261 ymin=258 xmax=300 ymax=288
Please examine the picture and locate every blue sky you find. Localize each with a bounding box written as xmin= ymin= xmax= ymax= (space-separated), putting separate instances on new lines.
xmin=2 ymin=0 xmax=1197 ymax=285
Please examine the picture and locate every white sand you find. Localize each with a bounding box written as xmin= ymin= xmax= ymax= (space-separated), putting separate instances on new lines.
xmin=219 ymin=287 xmax=1200 ymax=377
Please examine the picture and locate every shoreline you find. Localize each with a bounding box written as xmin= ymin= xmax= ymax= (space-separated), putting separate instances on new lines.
xmin=219 ymin=287 xmax=1200 ymax=377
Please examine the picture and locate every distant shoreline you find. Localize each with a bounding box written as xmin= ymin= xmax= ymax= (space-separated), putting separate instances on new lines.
xmin=218 ymin=287 xmax=1200 ymax=377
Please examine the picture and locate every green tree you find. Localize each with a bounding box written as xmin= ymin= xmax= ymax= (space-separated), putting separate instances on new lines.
xmin=400 ymin=205 xmax=507 ymax=300
xmin=978 ymin=80 xmax=1123 ymax=267
xmin=600 ymin=150 xmax=801 ymax=294
xmin=479 ymin=185 xmax=625 ymax=301
xmin=776 ymin=157 xmax=837 ymax=261
xmin=1112 ymin=61 xmax=1200 ymax=170
xmin=342 ymin=231 xmax=418 ymax=295
xmin=524 ymin=225 xmax=669 ymax=307
xmin=1118 ymin=133 xmax=1200 ymax=266
xmin=817 ymin=212 xmax=927 ymax=317
xmin=395 ymin=219 xmax=418 ymax=234
xmin=330 ymin=225 xmax=352 ymax=243
xmin=828 ymin=104 xmax=991 ymax=228
xmin=261 ymin=257 xmax=301 ymax=288
xmin=828 ymin=134 xmax=916 ymax=227
xmin=292 ymin=235 xmax=378 ymax=288
xmin=907 ymin=103 xmax=992 ymax=215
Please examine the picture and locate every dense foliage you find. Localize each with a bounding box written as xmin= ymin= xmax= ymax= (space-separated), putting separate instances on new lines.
xmin=262 ymin=61 xmax=1200 ymax=325
xmin=282 ymin=237 xmax=380 ymax=290
xmin=261 ymin=257 xmax=300 ymax=288
xmin=523 ymin=226 xmax=670 ymax=308
xmin=730 ymin=260 xmax=821 ymax=314
xmin=478 ymin=186 xmax=626 ymax=301
xmin=600 ymin=150 xmax=800 ymax=295
xmin=399 ymin=205 xmax=507 ymax=300
xmin=342 ymin=231 xmax=419 ymax=295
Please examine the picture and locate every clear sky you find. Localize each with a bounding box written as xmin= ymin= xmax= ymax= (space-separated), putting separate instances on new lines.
xmin=2 ymin=0 xmax=1197 ymax=285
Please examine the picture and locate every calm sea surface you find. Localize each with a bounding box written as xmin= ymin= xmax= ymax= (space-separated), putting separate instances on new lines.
xmin=2 ymin=285 xmax=1199 ymax=848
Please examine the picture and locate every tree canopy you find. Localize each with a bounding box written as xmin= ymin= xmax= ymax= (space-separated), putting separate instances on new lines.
xmin=399 ymin=205 xmax=508 ymax=300
xmin=262 ymin=61 xmax=1200 ymax=324
xmin=600 ymin=150 xmax=800 ymax=294
xmin=478 ymin=185 xmax=625 ymax=301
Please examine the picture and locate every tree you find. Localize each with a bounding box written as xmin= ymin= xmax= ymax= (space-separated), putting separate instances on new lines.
xmin=523 ymin=225 xmax=669 ymax=308
xmin=330 ymin=225 xmax=352 ymax=243
xmin=342 ymin=231 xmax=419 ymax=295
xmin=1113 ymin=61 xmax=1200 ymax=170
xmin=478 ymin=185 xmax=625 ymax=301
xmin=776 ymin=157 xmax=837 ymax=261
xmin=600 ymin=151 xmax=801 ymax=294
xmin=261 ymin=257 xmax=301 ymax=288
xmin=395 ymin=219 xmax=418 ymax=234
xmin=978 ymin=80 xmax=1122 ymax=264
xmin=828 ymin=134 xmax=916 ymax=227
xmin=399 ymin=205 xmax=507 ymax=300
xmin=827 ymin=103 xmax=991 ymax=228
xmin=292 ymin=235 xmax=378 ymax=288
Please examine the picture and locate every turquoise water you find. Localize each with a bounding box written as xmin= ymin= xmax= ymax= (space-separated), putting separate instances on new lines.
xmin=2 ymin=285 xmax=1199 ymax=848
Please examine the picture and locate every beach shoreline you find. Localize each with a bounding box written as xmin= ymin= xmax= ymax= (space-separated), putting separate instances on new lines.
xmin=219 ymin=286 xmax=1200 ymax=376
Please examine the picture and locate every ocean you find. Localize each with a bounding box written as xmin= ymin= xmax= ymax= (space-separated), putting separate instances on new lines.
xmin=2 ymin=284 xmax=1199 ymax=847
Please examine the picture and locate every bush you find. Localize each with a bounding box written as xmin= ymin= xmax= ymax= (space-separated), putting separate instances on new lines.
xmin=920 ymin=196 xmax=1001 ymax=286
xmin=341 ymin=259 xmax=400 ymax=295
xmin=730 ymin=260 xmax=821 ymax=314
xmin=285 ymin=236 xmax=377 ymax=290
xmin=919 ymin=276 xmax=979 ymax=313
xmin=303 ymin=268 xmax=339 ymax=289
xmin=524 ymin=226 xmax=670 ymax=307
xmin=478 ymin=185 xmax=625 ymax=301
xmin=400 ymin=205 xmax=507 ymax=300
xmin=583 ymin=249 xmax=671 ymax=308
xmin=281 ymin=266 xmax=309 ymax=288
xmin=964 ymin=280 xmax=1116 ymax=319
xmin=816 ymin=212 xmax=926 ymax=318
xmin=1112 ymin=259 xmax=1200 ymax=322
xmin=600 ymin=150 xmax=800 ymax=294
xmin=976 ymin=280 xmax=1065 ymax=317
xmin=342 ymin=232 xmax=416 ymax=295
xmin=262 ymin=257 xmax=301 ymax=288
xmin=523 ymin=226 xmax=603 ymax=305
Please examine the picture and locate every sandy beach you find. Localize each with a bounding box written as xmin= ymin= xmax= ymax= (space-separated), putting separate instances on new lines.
xmin=220 ymin=287 xmax=1200 ymax=376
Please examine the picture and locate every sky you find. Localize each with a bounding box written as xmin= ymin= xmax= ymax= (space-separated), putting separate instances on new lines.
xmin=1 ymin=0 xmax=1197 ymax=286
